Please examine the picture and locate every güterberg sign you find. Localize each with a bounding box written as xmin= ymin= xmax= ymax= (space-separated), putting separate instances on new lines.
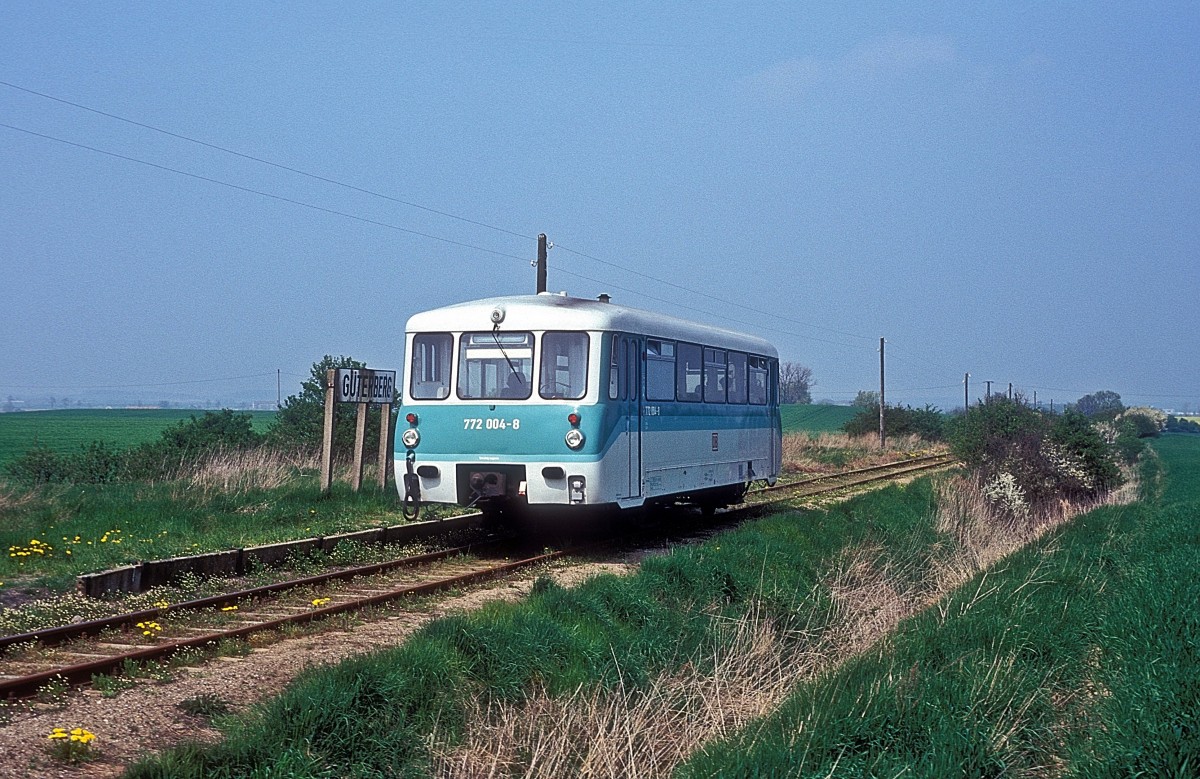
xmin=334 ymin=368 xmax=397 ymax=404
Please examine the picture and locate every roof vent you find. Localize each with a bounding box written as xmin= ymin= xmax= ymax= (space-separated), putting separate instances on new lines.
xmin=598 ymin=293 xmax=611 ymax=304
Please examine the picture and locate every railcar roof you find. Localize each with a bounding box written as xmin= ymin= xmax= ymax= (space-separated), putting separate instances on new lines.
xmin=405 ymin=293 xmax=777 ymax=357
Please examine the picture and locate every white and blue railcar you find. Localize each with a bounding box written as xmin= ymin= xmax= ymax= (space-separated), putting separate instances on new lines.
xmin=395 ymin=292 xmax=781 ymax=515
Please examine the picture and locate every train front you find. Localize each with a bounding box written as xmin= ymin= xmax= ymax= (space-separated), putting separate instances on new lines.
xmin=396 ymin=296 xmax=608 ymax=516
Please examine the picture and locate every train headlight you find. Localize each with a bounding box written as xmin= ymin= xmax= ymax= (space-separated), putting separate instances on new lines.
xmin=401 ymin=428 xmax=421 ymax=448
xmin=564 ymin=428 xmax=585 ymax=450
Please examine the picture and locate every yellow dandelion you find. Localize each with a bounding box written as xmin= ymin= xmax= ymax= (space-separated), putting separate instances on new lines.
xmin=221 ymin=605 xmax=238 ymax=612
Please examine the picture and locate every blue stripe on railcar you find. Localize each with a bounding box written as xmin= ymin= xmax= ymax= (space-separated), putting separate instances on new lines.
xmin=397 ymin=403 xmax=778 ymax=462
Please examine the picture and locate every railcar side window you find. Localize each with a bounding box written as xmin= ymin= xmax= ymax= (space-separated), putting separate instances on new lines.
xmin=410 ymin=333 xmax=452 ymax=400
xmin=749 ymin=355 xmax=769 ymax=405
xmin=646 ymin=339 xmax=675 ymax=401
xmin=726 ymin=352 xmax=747 ymax=404
xmin=704 ymin=348 xmax=726 ymax=403
xmin=676 ymin=342 xmax=703 ymax=402
xmin=539 ymin=332 xmax=589 ymax=399
xmin=609 ymin=335 xmax=620 ymax=400
xmin=457 ymin=331 xmax=533 ymax=400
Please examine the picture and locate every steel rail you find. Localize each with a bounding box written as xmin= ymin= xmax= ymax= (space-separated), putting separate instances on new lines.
xmin=0 ymin=548 xmax=563 ymax=700
xmin=0 ymin=538 xmax=511 ymax=652
xmin=0 ymin=455 xmax=955 ymax=700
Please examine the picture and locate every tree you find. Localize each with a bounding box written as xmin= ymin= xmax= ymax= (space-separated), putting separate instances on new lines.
xmin=779 ymin=362 xmax=814 ymax=405
xmin=268 ymin=355 xmax=395 ymax=459
xmin=852 ymin=390 xmax=880 ymax=409
xmin=1072 ymin=390 xmax=1124 ymax=420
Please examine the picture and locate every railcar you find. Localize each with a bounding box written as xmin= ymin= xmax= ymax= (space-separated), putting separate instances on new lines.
xmin=395 ymin=292 xmax=781 ymax=517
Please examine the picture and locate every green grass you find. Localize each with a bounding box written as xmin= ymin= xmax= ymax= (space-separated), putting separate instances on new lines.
xmin=0 ymin=480 xmax=402 ymax=592
xmin=781 ymin=403 xmax=858 ymax=434
xmin=123 ymin=476 xmax=949 ymax=778
xmin=122 ymin=440 xmax=1197 ymax=778
xmin=678 ymin=436 xmax=1198 ymax=777
xmin=0 ymin=409 xmax=276 ymax=466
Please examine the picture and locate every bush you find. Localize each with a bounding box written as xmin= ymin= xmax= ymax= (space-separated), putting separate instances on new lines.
xmin=4 ymin=444 xmax=70 ymax=484
xmin=1166 ymin=415 xmax=1200 ymax=434
xmin=842 ymin=404 xmax=945 ymax=442
xmin=947 ymin=399 xmax=1122 ymax=519
xmin=4 ymin=411 xmax=265 ymax=485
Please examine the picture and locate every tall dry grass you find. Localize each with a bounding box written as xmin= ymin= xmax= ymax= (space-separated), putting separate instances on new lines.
xmin=428 ymin=466 xmax=1138 ymax=778
xmin=781 ymin=431 xmax=946 ymax=477
xmin=169 ymin=446 xmax=320 ymax=496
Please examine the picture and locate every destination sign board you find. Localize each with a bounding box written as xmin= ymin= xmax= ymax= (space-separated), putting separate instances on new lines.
xmin=334 ymin=368 xmax=397 ymax=404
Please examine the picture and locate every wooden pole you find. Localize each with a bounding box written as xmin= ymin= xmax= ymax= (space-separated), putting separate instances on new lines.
xmin=319 ymin=369 xmax=336 ymax=493
xmin=377 ymin=403 xmax=392 ymax=490
xmin=351 ymin=399 xmax=368 ymax=491
xmin=536 ymin=233 xmax=548 ymax=294
xmin=964 ymin=372 xmax=969 ymax=411
xmin=878 ymin=337 xmax=886 ymax=450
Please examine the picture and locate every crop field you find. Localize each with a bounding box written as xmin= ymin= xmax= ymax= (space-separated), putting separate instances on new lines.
xmin=0 ymin=405 xmax=841 ymax=465
xmin=781 ymin=403 xmax=858 ymax=434
xmin=0 ymin=409 xmax=276 ymax=466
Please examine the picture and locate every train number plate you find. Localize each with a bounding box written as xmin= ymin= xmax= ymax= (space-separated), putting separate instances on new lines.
xmin=463 ymin=417 xmax=521 ymax=431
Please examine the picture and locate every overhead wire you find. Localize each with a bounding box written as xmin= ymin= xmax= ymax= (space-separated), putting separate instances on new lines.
xmin=7 ymin=82 xmax=1193 ymax=404
xmin=2 ymin=79 xmax=876 ymax=349
xmin=0 ymin=80 xmax=534 ymax=242
xmin=0 ymin=122 xmax=530 ymax=263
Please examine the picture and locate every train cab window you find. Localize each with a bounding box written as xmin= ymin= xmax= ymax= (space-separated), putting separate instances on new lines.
xmin=457 ymin=331 xmax=533 ymax=400
xmin=676 ymin=342 xmax=703 ymax=402
xmin=749 ymin=355 xmax=769 ymax=405
xmin=703 ymin=348 xmax=726 ymax=403
xmin=646 ymin=339 xmax=675 ymax=401
xmin=625 ymin=338 xmax=638 ymax=400
xmin=539 ymin=332 xmax=589 ymax=400
xmin=410 ymin=333 xmax=452 ymax=400
xmin=726 ymin=352 xmax=747 ymax=404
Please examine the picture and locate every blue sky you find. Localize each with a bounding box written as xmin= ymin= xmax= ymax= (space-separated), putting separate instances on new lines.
xmin=2 ymin=3 xmax=1197 ymax=411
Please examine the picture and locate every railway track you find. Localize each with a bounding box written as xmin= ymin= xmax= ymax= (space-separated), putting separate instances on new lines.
xmin=0 ymin=453 xmax=955 ymax=701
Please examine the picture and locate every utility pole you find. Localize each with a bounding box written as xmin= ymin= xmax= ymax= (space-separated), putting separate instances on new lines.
xmin=276 ymin=369 xmax=281 ymax=409
xmin=985 ymin=380 xmax=992 ymax=401
xmin=536 ymin=233 xmax=548 ymax=294
xmin=964 ymin=372 xmax=970 ymax=411
xmin=1033 ymin=390 xmax=1038 ymax=408
xmin=878 ymin=337 xmax=886 ymax=450
xmin=1008 ymin=382 xmax=1013 ymax=400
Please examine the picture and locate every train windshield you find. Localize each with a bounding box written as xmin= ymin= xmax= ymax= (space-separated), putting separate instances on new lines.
xmin=457 ymin=331 xmax=534 ymax=400
xmin=539 ymin=332 xmax=589 ymax=399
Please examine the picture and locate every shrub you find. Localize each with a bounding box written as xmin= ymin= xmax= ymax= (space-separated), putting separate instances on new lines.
xmin=947 ymin=399 xmax=1122 ymax=520
xmin=4 ymin=444 xmax=70 ymax=484
xmin=842 ymin=404 xmax=945 ymax=442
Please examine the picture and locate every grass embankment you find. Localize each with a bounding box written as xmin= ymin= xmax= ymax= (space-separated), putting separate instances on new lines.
xmin=680 ymin=436 xmax=1197 ymax=777
xmin=0 ymin=409 xmax=275 ymax=466
xmin=125 ymin=468 xmax=1025 ymax=777
xmin=0 ymin=474 xmax=403 ymax=594
xmin=123 ymin=440 xmax=1191 ymax=777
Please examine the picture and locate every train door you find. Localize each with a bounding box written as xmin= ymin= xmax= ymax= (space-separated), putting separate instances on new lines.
xmin=611 ymin=334 xmax=642 ymax=500
xmin=624 ymin=335 xmax=642 ymax=498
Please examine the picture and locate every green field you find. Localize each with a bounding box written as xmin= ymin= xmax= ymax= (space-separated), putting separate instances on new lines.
xmin=781 ymin=403 xmax=858 ymax=434
xmin=0 ymin=405 xmax=842 ymax=465
xmin=0 ymin=409 xmax=276 ymax=466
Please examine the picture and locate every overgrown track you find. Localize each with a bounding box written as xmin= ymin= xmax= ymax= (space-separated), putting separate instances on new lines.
xmin=751 ymin=454 xmax=956 ymax=503
xmin=0 ymin=454 xmax=955 ymax=701
xmin=0 ymin=543 xmax=561 ymax=700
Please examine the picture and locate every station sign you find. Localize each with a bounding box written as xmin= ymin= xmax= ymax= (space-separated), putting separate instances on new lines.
xmin=334 ymin=368 xmax=397 ymax=404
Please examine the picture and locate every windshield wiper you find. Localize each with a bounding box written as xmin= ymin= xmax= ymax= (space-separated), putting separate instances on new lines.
xmin=492 ymin=325 xmax=525 ymax=386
